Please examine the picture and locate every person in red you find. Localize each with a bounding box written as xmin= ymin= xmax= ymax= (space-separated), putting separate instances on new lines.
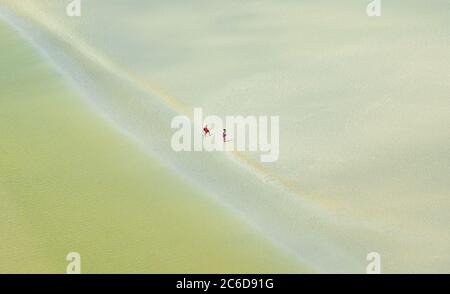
xmin=203 ymin=125 xmax=210 ymax=136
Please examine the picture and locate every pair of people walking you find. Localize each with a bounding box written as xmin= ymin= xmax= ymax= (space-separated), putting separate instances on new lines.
xmin=203 ymin=125 xmax=227 ymax=142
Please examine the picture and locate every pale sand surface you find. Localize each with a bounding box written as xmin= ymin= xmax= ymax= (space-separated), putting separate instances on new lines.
xmin=0 ymin=21 xmax=307 ymax=273
xmin=1 ymin=1 xmax=449 ymax=273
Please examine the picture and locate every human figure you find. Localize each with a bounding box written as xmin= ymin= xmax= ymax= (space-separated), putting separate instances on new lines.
xmin=223 ymin=129 xmax=227 ymax=142
xmin=203 ymin=125 xmax=210 ymax=136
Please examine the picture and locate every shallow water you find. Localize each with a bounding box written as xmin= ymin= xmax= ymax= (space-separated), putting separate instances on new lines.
xmin=0 ymin=20 xmax=307 ymax=273
xmin=1 ymin=0 xmax=449 ymax=273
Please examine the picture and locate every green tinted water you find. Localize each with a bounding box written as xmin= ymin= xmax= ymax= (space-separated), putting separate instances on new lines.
xmin=0 ymin=22 xmax=306 ymax=273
